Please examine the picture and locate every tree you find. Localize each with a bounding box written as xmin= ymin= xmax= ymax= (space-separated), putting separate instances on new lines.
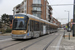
xmin=1 ymin=14 xmax=10 ymax=26
xmin=0 ymin=21 xmax=2 ymax=28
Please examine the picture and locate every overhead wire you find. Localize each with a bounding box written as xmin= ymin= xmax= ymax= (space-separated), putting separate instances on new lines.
xmin=49 ymin=0 xmax=72 ymax=24
xmin=48 ymin=0 xmax=70 ymax=23
xmin=50 ymin=4 xmax=75 ymax=6
xmin=49 ymin=0 xmax=61 ymax=18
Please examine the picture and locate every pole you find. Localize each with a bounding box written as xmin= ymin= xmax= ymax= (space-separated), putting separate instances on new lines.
xmin=67 ymin=11 xmax=69 ymax=28
xmin=68 ymin=11 xmax=69 ymax=28
xmin=64 ymin=11 xmax=69 ymax=29
xmin=69 ymin=33 xmax=70 ymax=40
xmin=73 ymin=0 xmax=75 ymax=37
xmin=64 ymin=30 xmax=65 ymax=39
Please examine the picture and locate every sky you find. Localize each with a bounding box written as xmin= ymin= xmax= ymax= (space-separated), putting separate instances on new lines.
xmin=0 ymin=0 xmax=74 ymax=24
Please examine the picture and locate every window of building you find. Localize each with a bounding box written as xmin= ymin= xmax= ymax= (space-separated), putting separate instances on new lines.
xmin=37 ymin=7 xmax=41 ymax=11
xmin=33 ymin=13 xmax=41 ymax=18
xmin=33 ymin=0 xmax=41 ymax=4
xmin=33 ymin=13 xmax=37 ymax=16
xmin=33 ymin=7 xmax=36 ymax=10
xmin=38 ymin=0 xmax=41 ymax=4
xmin=25 ymin=10 xmax=26 ymax=13
xmin=25 ymin=4 xmax=27 ymax=10
xmin=37 ymin=13 xmax=41 ymax=18
xmin=33 ymin=7 xmax=41 ymax=11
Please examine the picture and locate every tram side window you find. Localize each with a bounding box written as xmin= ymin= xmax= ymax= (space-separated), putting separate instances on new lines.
xmin=39 ymin=22 xmax=41 ymax=31
xmin=34 ymin=21 xmax=39 ymax=31
xmin=49 ymin=25 xmax=51 ymax=30
xmin=30 ymin=20 xmax=34 ymax=31
xmin=46 ymin=24 xmax=47 ymax=30
xmin=47 ymin=24 xmax=49 ymax=30
xmin=48 ymin=25 xmax=50 ymax=30
xmin=40 ymin=23 xmax=43 ymax=31
xmin=46 ymin=24 xmax=48 ymax=30
xmin=48 ymin=25 xmax=49 ymax=30
xmin=47 ymin=24 xmax=48 ymax=30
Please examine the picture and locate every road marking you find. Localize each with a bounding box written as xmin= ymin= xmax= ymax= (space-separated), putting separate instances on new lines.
xmin=0 ymin=38 xmax=12 ymax=42
xmin=55 ymin=34 xmax=63 ymax=50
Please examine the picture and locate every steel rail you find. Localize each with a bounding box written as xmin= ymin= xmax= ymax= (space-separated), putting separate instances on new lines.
xmin=43 ymin=34 xmax=59 ymax=50
xmin=21 ymin=34 xmax=52 ymax=50
xmin=0 ymin=41 xmax=25 ymax=50
xmin=0 ymin=34 xmax=51 ymax=50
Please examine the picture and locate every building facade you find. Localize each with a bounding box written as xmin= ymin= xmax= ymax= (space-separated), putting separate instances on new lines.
xmin=69 ymin=19 xmax=73 ymax=29
xmin=51 ymin=17 xmax=61 ymax=28
xmin=13 ymin=0 xmax=61 ymax=27
xmin=13 ymin=0 xmax=52 ymax=21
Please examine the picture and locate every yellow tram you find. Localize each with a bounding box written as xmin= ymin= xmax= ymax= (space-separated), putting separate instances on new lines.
xmin=12 ymin=13 xmax=58 ymax=39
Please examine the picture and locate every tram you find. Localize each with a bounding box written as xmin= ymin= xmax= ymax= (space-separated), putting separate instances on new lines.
xmin=12 ymin=13 xmax=58 ymax=39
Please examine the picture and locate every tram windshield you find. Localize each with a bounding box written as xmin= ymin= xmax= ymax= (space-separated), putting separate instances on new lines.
xmin=12 ymin=15 xmax=29 ymax=30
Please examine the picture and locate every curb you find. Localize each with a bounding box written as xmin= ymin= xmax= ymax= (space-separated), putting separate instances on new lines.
xmin=0 ymin=33 xmax=11 ymax=36
xmin=63 ymin=35 xmax=73 ymax=37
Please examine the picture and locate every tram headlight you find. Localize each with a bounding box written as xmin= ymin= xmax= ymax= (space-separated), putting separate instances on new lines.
xmin=24 ymin=31 xmax=26 ymax=34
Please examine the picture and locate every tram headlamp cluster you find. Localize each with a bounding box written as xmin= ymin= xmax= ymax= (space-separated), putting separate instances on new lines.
xmin=24 ymin=31 xmax=26 ymax=33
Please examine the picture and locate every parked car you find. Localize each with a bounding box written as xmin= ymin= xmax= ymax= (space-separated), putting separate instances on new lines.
xmin=67 ymin=28 xmax=71 ymax=32
xmin=64 ymin=28 xmax=67 ymax=30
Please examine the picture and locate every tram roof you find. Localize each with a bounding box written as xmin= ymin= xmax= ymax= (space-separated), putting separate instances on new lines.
xmin=15 ymin=13 xmax=58 ymax=26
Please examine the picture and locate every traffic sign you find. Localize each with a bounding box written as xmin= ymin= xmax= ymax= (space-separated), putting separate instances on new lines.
xmin=71 ymin=22 xmax=75 ymax=24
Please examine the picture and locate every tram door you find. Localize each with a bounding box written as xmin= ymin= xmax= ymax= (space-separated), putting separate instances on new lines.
xmin=43 ymin=25 xmax=46 ymax=34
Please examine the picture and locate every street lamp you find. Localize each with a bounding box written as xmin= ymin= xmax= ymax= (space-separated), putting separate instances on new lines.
xmin=65 ymin=10 xmax=70 ymax=28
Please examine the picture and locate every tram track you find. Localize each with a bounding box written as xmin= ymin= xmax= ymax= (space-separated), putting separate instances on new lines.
xmin=43 ymin=34 xmax=59 ymax=50
xmin=21 ymin=34 xmax=53 ymax=50
xmin=0 ymin=32 xmax=60 ymax=50
xmin=0 ymin=38 xmax=38 ymax=50
xmin=21 ymin=33 xmax=59 ymax=50
xmin=0 ymin=34 xmax=52 ymax=50
xmin=0 ymin=40 xmax=25 ymax=50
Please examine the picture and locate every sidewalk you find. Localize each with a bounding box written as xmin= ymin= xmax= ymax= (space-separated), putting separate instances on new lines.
xmin=0 ymin=33 xmax=11 ymax=36
xmin=59 ymin=31 xmax=75 ymax=50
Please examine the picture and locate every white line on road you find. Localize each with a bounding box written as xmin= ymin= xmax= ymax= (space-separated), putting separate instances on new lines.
xmin=55 ymin=34 xmax=63 ymax=50
xmin=0 ymin=38 xmax=12 ymax=42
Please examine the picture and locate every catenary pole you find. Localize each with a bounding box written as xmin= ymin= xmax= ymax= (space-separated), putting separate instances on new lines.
xmin=73 ymin=0 xmax=75 ymax=37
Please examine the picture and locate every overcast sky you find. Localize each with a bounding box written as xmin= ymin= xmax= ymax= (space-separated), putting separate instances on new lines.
xmin=0 ymin=0 xmax=74 ymax=24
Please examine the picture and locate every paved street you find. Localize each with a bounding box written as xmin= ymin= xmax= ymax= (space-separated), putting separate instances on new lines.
xmin=0 ymin=36 xmax=11 ymax=40
xmin=0 ymin=33 xmax=11 ymax=40
xmin=0 ymin=30 xmax=63 ymax=50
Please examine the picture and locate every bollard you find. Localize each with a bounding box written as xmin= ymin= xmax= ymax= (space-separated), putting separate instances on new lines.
xmin=63 ymin=31 xmax=65 ymax=39
xmin=69 ymin=33 xmax=70 ymax=40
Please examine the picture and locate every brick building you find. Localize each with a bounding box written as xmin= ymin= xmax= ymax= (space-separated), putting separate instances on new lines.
xmin=13 ymin=0 xmax=52 ymax=21
xmin=69 ymin=19 xmax=73 ymax=29
xmin=51 ymin=17 xmax=61 ymax=28
xmin=13 ymin=0 xmax=61 ymax=27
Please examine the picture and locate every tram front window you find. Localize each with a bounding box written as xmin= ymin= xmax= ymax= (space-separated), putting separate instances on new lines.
xmin=13 ymin=19 xmax=28 ymax=30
